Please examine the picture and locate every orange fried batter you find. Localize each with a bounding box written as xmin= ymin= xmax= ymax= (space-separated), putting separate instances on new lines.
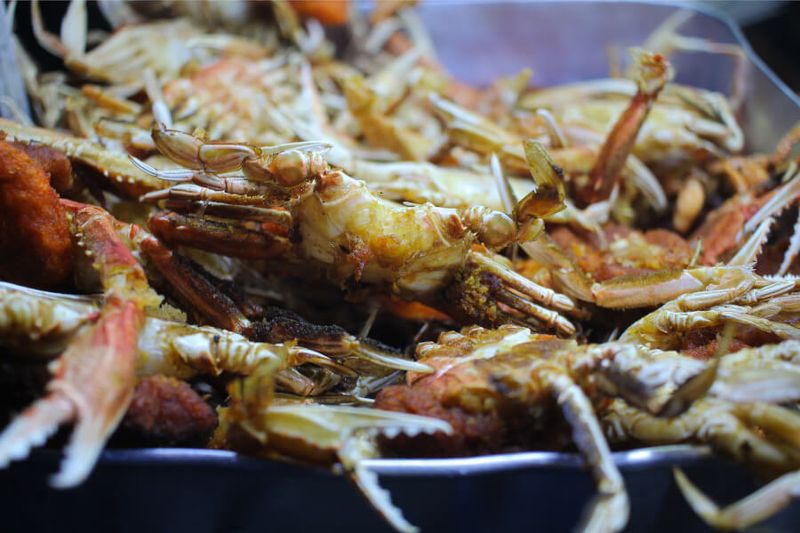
xmin=122 ymin=375 xmax=217 ymax=446
xmin=375 ymin=384 xmax=506 ymax=456
xmin=10 ymin=141 xmax=73 ymax=194
xmin=375 ymin=331 xmax=569 ymax=456
xmin=0 ymin=140 xmax=72 ymax=288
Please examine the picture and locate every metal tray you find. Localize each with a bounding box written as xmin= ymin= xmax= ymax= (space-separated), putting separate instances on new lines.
xmin=1 ymin=445 xmax=798 ymax=532
xmin=1 ymin=2 xmax=799 ymax=532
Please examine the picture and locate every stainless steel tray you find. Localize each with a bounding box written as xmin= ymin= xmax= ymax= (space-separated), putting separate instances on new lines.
xmin=1 ymin=2 xmax=799 ymax=532
xmin=1 ymin=445 xmax=797 ymax=532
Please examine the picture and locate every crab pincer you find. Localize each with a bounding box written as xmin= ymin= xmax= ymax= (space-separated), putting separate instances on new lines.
xmin=0 ymin=201 xmax=159 ymax=487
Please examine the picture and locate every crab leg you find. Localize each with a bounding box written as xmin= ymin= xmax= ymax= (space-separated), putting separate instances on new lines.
xmin=519 ymin=233 xmax=595 ymax=302
xmin=671 ymin=404 xmax=800 ymax=529
xmin=675 ymin=468 xmax=800 ymax=531
xmin=779 ymin=209 xmax=800 ymax=275
xmin=579 ymin=50 xmax=672 ymax=205
xmin=739 ymin=163 xmax=800 ymax=239
xmin=619 ymin=302 xmax=800 ymax=351
xmin=142 ymin=185 xmax=295 ymax=221
xmin=0 ymin=282 xmax=98 ymax=356
xmin=608 ymin=400 xmax=800 ymax=530
xmin=220 ymin=362 xmax=452 ymax=533
xmin=0 ymin=201 xmax=157 ymax=487
xmin=148 ymin=211 xmax=291 ymax=260
xmin=603 ymin=399 xmax=793 ymax=470
xmin=592 ymin=265 xmax=758 ymax=310
xmin=0 ymin=118 xmax=162 ymax=197
xmin=709 ymin=340 xmax=800 ymax=404
xmin=138 ymin=236 xmax=252 ymax=333
xmin=0 ymin=282 xmax=432 ymax=380
xmin=543 ymin=370 xmax=629 ymax=532
xmin=133 ymin=157 xmax=301 ymax=199
xmin=576 ymin=343 xmax=712 ymax=416
xmin=252 ymin=308 xmax=432 ymax=374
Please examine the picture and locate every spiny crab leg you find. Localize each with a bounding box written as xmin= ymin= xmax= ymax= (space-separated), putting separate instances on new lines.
xmin=579 ymin=49 xmax=672 ymax=205
xmin=779 ymin=209 xmax=800 ymax=275
xmin=0 ymin=282 xmax=433 ymax=383
xmin=149 ymin=123 xmax=330 ymax=187
xmin=0 ymin=282 xmax=99 ymax=356
xmin=0 ymin=201 xmax=159 ymax=487
xmin=674 ymin=468 xmax=800 ymax=531
xmin=0 ymin=118 xmax=163 ymax=197
xmin=546 ymin=370 xmax=629 ymax=532
xmin=727 ymin=218 xmax=774 ymax=267
xmin=738 ymin=167 xmax=800 ymax=242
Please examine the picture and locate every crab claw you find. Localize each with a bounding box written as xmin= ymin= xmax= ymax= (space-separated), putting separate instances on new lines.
xmin=0 ymin=296 xmax=142 ymax=487
xmin=0 ymin=200 xmax=154 ymax=487
xmin=516 ymin=140 xmax=567 ymax=222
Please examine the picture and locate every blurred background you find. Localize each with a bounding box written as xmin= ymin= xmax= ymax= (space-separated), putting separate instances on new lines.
xmin=733 ymin=1 xmax=800 ymax=93
xmin=5 ymin=1 xmax=800 ymax=94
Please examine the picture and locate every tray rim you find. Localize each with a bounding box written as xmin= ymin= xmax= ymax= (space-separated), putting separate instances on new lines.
xmin=20 ymin=444 xmax=713 ymax=478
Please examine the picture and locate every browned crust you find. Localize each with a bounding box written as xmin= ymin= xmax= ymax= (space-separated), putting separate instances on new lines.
xmin=122 ymin=375 xmax=217 ymax=446
xmin=0 ymin=140 xmax=72 ymax=288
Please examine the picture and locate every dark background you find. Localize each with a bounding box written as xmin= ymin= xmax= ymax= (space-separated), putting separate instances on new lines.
xmin=743 ymin=1 xmax=800 ymax=93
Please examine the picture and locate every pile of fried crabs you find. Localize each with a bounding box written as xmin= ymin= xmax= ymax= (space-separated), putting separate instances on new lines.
xmin=1 ymin=1 xmax=800 ymax=531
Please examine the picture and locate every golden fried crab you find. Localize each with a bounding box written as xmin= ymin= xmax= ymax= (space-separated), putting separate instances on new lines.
xmin=1 ymin=1 xmax=799 ymax=532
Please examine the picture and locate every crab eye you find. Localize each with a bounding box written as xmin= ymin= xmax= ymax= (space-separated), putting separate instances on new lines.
xmin=269 ymin=150 xmax=321 ymax=187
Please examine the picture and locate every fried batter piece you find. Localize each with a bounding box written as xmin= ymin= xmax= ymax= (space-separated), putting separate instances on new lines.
xmin=121 ymin=375 xmax=217 ymax=446
xmin=0 ymin=141 xmax=72 ymax=289
xmin=9 ymin=142 xmax=74 ymax=194
xmin=375 ymin=330 xmax=569 ymax=456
